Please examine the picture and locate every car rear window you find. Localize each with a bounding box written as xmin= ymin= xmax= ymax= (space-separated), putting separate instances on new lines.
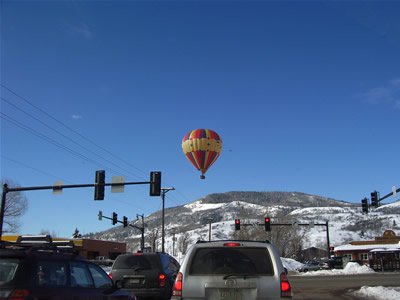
xmin=0 ymin=259 xmax=19 ymax=284
xmin=189 ymin=247 xmax=274 ymax=275
xmin=113 ymin=254 xmax=160 ymax=270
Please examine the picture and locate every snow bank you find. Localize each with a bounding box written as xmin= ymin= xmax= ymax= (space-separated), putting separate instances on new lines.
xmin=300 ymin=262 xmax=375 ymax=276
xmin=351 ymin=286 xmax=400 ymax=300
xmin=281 ymin=258 xmax=303 ymax=271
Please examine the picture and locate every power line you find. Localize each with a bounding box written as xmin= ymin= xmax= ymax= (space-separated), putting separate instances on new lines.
xmin=1 ymin=84 xmax=192 ymax=207
xmin=1 ymin=155 xmax=73 ymax=183
xmin=1 ymin=84 xmax=148 ymax=180
xmin=0 ymin=112 xmax=123 ymax=175
xmin=1 ymin=96 xmax=143 ymax=181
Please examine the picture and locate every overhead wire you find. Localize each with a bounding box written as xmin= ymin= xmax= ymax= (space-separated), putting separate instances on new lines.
xmin=1 ymin=84 xmax=148 ymax=180
xmin=1 ymin=96 xmax=144 ymax=181
xmin=1 ymin=84 xmax=190 ymax=210
xmin=1 ymin=155 xmax=73 ymax=184
xmin=0 ymin=112 xmax=121 ymax=173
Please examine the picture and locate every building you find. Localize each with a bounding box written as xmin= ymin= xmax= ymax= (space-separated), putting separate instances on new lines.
xmin=300 ymin=247 xmax=328 ymax=261
xmin=1 ymin=235 xmax=126 ymax=260
xmin=333 ymin=230 xmax=400 ymax=271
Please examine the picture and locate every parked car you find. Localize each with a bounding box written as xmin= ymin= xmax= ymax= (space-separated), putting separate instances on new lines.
xmin=109 ymin=252 xmax=180 ymax=300
xmin=297 ymin=260 xmax=323 ymax=272
xmin=171 ymin=240 xmax=292 ymax=299
xmin=325 ymin=256 xmax=344 ymax=269
xmin=0 ymin=235 xmax=135 ymax=300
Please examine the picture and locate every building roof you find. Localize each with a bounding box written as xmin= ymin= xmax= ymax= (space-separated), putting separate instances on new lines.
xmin=334 ymin=230 xmax=400 ymax=252
xmin=335 ymin=241 xmax=400 ymax=252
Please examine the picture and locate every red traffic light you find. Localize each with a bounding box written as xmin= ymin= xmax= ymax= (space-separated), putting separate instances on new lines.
xmin=264 ymin=217 xmax=271 ymax=231
xmin=234 ymin=219 xmax=240 ymax=230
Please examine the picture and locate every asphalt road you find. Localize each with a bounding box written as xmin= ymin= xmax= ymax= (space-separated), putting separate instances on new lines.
xmin=289 ymin=272 xmax=400 ymax=299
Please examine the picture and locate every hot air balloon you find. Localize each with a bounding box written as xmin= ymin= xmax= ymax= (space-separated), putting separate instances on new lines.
xmin=182 ymin=129 xmax=222 ymax=179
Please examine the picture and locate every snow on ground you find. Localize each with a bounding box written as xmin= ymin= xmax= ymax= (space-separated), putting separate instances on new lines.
xmin=281 ymin=258 xmax=303 ymax=271
xmin=299 ymin=262 xmax=375 ymax=276
xmin=184 ymin=200 xmax=226 ymax=212
xmin=287 ymin=262 xmax=400 ymax=299
xmin=351 ymin=286 xmax=400 ymax=300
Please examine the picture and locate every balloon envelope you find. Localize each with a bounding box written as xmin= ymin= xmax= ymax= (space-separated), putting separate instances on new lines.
xmin=182 ymin=129 xmax=222 ymax=179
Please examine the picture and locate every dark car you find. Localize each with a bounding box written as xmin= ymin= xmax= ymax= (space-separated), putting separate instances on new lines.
xmin=109 ymin=252 xmax=180 ymax=300
xmin=0 ymin=235 xmax=135 ymax=300
xmin=325 ymin=256 xmax=344 ymax=269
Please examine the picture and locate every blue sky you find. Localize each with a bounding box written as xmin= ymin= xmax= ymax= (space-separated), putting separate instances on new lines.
xmin=1 ymin=0 xmax=399 ymax=238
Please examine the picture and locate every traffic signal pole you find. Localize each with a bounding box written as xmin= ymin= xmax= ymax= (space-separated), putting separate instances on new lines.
xmin=379 ymin=187 xmax=400 ymax=202
xmin=235 ymin=220 xmax=330 ymax=255
xmin=99 ymin=212 xmax=145 ymax=252
xmin=0 ymin=171 xmax=160 ymax=240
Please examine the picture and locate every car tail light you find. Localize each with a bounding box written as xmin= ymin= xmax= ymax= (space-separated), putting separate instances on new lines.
xmin=108 ymin=272 xmax=113 ymax=279
xmin=172 ymin=272 xmax=183 ymax=297
xmin=7 ymin=289 xmax=30 ymax=300
xmin=223 ymin=242 xmax=241 ymax=247
xmin=158 ymin=273 xmax=167 ymax=287
xmin=280 ymin=272 xmax=292 ymax=298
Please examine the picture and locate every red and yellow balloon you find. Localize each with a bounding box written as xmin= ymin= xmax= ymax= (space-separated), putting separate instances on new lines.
xmin=182 ymin=129 xmax=222 ymax=179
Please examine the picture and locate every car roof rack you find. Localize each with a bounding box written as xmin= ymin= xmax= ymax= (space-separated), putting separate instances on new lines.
xmin=1 ymin=235 xmax=77 ymax=254
xmin=17 ymin=234 xmax=53 ymax=243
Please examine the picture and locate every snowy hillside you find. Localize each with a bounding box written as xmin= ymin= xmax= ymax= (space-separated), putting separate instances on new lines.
xmin=85 ymin=191 xmax=400 ymax=257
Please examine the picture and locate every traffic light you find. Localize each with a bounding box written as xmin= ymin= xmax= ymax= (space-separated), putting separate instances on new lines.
xmin=123 ymin=216 xmax=128 ymax=227
xmin=371 ymin=191 xmax=379 ymax=208
xmin=235 ymin=219 xmax=240 ymax=230
xmin=94 ymin=170 xmax=105 ymax=200
xmin=98 ymin=211 xmax=103 ymax=220
xmin=265 ymin=217 xmax=271 ymax=231
xmin=361 ymin=198 xmax=369 ymax=213
xmin=112 ymin=212 xmax=118 ymax=225
xmin=329 ymin=246 xmax=335 ymax=257
xmin=150 ymin=171 xmax=161 ymax=196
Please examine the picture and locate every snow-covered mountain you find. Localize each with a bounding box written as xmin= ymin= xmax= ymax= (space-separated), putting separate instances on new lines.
xmin=84 ymin=191 xmax=400 ymax=257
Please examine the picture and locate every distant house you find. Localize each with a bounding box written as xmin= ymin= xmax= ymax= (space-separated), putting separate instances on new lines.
xmin=300 ymin=246 xmax=328 ymax=261
xmin=333 ymin=230 xmax=400 ymax=271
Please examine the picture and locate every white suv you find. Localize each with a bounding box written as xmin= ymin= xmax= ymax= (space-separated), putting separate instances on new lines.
xmin=172 ymin=240 xmax=292 ymax=300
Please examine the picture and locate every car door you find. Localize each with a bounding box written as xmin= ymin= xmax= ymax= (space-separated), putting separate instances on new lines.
xmin=70 ymin=261 xmax=130 ymax=300
xmin=70 ymin=261 xmax=100 ymax=300
xmin=32 ymin=260 xmax=73 ymax=300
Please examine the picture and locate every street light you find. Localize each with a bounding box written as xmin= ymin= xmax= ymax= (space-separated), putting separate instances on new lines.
xmin=161 ymin=187 xmax=175 ymax=253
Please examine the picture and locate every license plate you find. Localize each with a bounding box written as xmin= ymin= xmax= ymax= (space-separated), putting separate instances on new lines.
xmin=128 ymin=279 xmax=140 ymax=284
xmin=220 ymin=289 xmax=241 ymax=300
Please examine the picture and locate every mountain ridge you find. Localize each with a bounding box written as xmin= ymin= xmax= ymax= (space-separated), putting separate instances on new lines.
xmin=84 ymin=191 xmax=399 ymax=254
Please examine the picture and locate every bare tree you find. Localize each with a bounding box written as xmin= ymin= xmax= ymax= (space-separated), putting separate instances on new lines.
xmin=147 ymin=228 xmax=159 ymax=252
xmin=177 ymin=231 xmax=191 ymax=255
xmin=1 ymin=179 xmax=28 ymax=233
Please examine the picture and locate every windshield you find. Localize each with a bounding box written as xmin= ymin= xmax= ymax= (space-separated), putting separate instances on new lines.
xmin=113 ymin=255 xmax=160 ymax=270
xmin=0 ymin=259 xmax=19 ymax=284
xmin=189 ymin=247 xmax=274 ymax=275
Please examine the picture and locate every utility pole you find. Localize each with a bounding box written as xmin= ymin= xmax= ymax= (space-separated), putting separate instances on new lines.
xmin=137 ymin=214 xmax=145 ymax=252
xmin=172 ymin=228 xmax=176 ymax=256
xmin=0 ymin=184 xmax=9 ymax=238
xmin=161 ymin=187 xmax=174 ymax=253
xmin=208 ymin=218 xmax=213 ymax=241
